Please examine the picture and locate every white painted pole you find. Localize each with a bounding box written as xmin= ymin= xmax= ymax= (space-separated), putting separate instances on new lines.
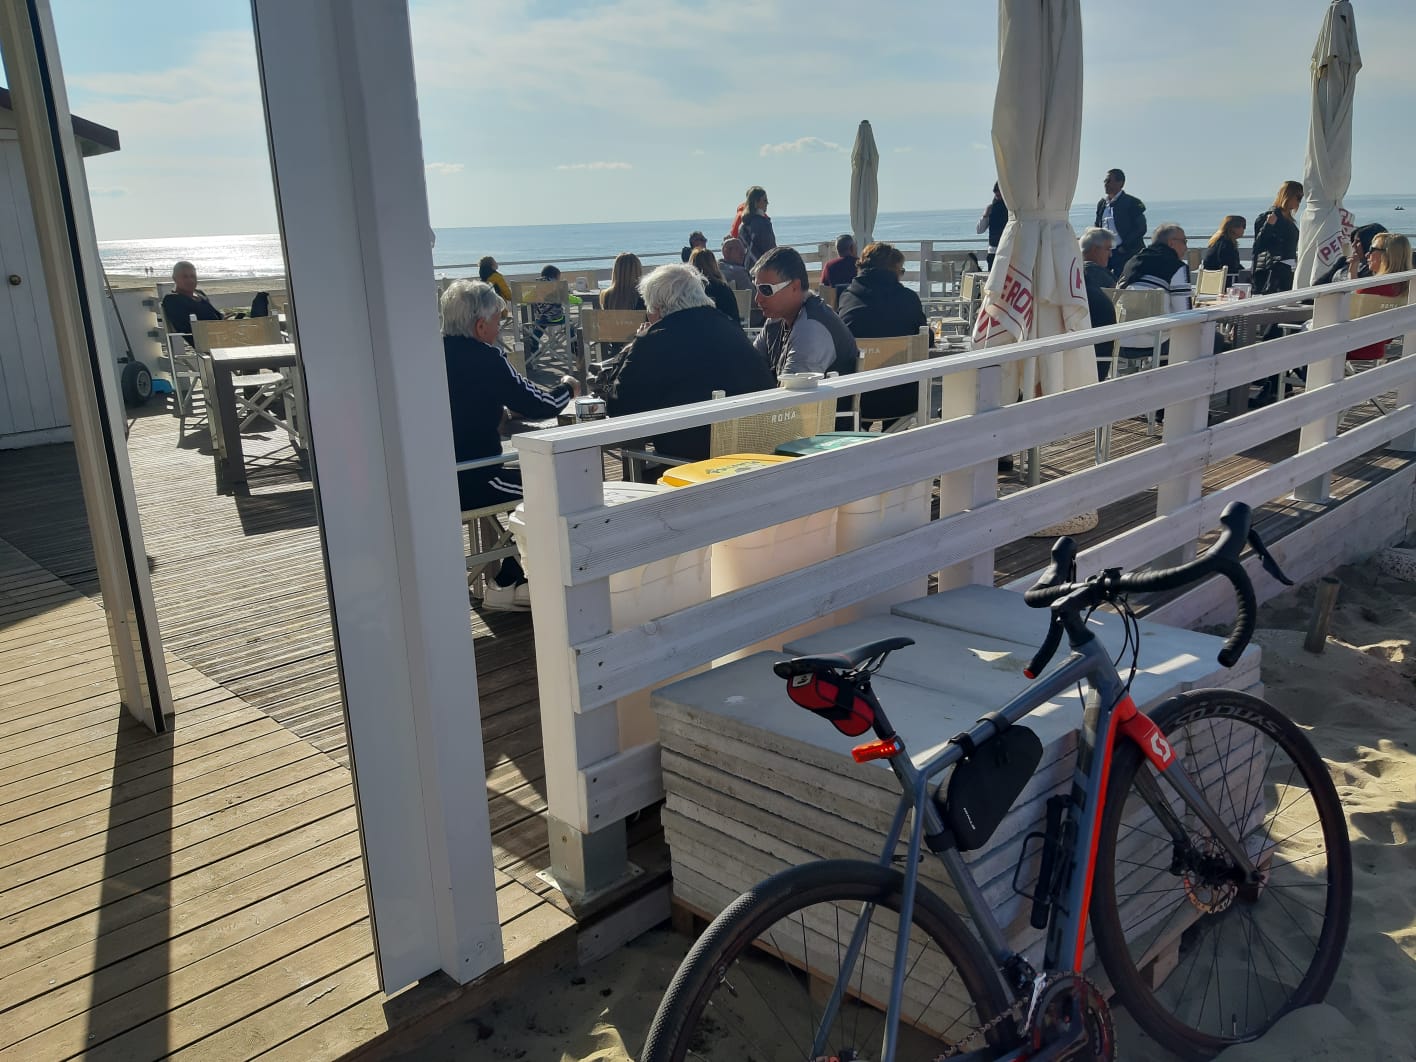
xmin=250 ymin=0 xmax=501 ymax=990
xmin=0 ymin=0 xmax=172 ymax=732
xmin=1153 ymin=319 xmax=1214 ymax=566
xmin=1294 ymin=290 xmax=1350 ymax=502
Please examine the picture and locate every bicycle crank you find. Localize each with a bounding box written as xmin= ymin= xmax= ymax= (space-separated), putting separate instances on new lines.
xmin=1022 ymin=972 xmax=1115 ymax=1060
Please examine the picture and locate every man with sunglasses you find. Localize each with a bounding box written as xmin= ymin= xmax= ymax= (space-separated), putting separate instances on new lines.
xmin=751 ymin=246 xmax=858 ymax=379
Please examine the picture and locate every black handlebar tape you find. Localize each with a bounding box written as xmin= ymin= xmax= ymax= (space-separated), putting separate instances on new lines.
xmin=1023 ymin=536 xmax=1078 ymax=607
xmin=1024 ymin=614 xmax=1065 ymax=679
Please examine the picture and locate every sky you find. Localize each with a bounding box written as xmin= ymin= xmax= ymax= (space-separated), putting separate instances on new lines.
xmin=37 ymin=0 xmax=1416 ymax=242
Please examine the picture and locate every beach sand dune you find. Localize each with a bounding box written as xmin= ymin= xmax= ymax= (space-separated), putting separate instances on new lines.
xmin=394 ymin=561 xmax=1416 ymax=1061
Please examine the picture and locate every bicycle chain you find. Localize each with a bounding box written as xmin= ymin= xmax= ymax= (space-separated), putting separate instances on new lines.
xmin=933 ymin=994 xmax=1029 ymax=1060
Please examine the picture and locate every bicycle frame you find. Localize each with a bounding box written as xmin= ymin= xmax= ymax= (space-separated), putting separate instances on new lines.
xmin=814 ymin=634 xmax=1263 ymax=1062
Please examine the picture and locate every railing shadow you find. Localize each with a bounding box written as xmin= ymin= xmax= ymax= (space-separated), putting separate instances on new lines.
xmin=81 ymin=715 xmax=174 ymax=1056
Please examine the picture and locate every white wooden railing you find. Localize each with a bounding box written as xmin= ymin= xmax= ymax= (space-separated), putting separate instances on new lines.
xmin=515 ymin=269 xmax=1416 ymax=895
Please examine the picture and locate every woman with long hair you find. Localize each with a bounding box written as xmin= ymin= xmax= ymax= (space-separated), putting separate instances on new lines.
xmin=477 ymin=255 xmax=512 ymax=303
xmin=601 ymin=252 xmax=645 ymax=311
xmin=1250 ymin=181 xmax=1303 ymax=294
xmin=1202 ymin=215 xmax=1246 ymax=278
xmin=689 ymin=248 xmax=741 ymax=320
xmin=1348 ymin=232 xmax=1412 ymax=361
xmin=737 ymin=185 xmax=776 ymax=267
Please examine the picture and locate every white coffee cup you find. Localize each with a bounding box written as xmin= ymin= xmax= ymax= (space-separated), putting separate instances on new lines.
xmin=778 ymin=372 xmax=824 ymax=391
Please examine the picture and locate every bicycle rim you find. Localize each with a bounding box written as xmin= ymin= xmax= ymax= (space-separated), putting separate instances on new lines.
xmin=1092 ymin=690 xmax=1351 ymax=1057
xmin=643 ymin=860 xmax=1013 ymax=1062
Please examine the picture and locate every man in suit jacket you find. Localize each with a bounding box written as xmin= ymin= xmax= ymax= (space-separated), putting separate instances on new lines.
xmin=1095 ymin=168 xmax=1147 ymax=278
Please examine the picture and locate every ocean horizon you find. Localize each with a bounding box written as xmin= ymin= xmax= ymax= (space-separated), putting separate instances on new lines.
xmin=98 ymin=193 xmax=1416 ymax=281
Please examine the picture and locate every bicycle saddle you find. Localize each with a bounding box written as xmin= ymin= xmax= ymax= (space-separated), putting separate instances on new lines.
xmin=772 ymin=637 xmax=915 ymax=679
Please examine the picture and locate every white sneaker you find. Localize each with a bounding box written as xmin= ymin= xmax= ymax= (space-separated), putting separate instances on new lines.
xmin=481 ymin=580 xmax=532 ymax=612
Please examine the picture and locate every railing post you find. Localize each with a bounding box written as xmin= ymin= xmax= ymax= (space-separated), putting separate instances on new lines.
xmin=516 ymin=440 xmax=628 ymax=904
xmin=936 ymin=363 xmax=1001 ymax=589
xmin=1393 ymin=283 xmax=1416 ymax=453
xmin=919 ymin=240 xmax=934 ymax=297
xmin=1294 ymin=290 xmax=1351 ymax=502
xmin=1152 ymin=320 xmax=1213 ymax=567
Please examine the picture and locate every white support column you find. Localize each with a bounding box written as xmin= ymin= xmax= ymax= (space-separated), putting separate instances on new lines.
xmin=1393 ymin=283 xmax=1416 ymax=453
xmin=1294 ymin=290 xmax=1351 ymax=502
xmin=1153 ymin=320 xmax=1214 ymax=566
xmin=0 ymin=0 xmax=172 ymax=733
xmin=514 ymin=439 xmax=628 ymax=903
xmin=250 ymin=0 xmax=501 ymax=991
xmin=936 ymin=364 xmax=1001 ymax=590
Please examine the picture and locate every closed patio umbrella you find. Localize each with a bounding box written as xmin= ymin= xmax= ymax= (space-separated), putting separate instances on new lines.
xmin=1295 ymin=1 xmax=1361 ymax=287
xmin=849 ymin=120 xmax=878 ymax=252
xmin=972 ymin=0 xmax=1094 ymax=405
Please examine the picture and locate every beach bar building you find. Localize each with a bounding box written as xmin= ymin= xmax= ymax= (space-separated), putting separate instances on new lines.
xmin=0 ymin=0 xmax=1415 ymax=1058
xmin=0 ymin=86 xmax=117 ymax=450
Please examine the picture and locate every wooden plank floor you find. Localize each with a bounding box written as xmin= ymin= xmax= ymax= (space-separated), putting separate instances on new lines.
xmin=0 ymin=410 xmax=579 ymax=913
xmin=0 ymin=538 xmax=571 ymax=1061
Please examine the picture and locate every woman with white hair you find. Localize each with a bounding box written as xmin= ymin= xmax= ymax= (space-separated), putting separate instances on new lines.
xmin=443 ymin=279 xmax=578 ymax=610
xmin=600 ymin=264 xmax=774 ymax=473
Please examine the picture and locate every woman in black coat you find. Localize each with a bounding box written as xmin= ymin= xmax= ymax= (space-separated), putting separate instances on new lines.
xmin=1251 ymin=181 xmax=1302 ymax=294
xmin=837 ymin=242 xmax=929 ymax=425
xmin=1202 ymin=215 xmax=1246 ymax=278
xmin=689 ymin=248 xmax=742 ymax=322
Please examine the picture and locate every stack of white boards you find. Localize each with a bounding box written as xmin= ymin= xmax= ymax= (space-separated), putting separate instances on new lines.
xmin=654 ymin=584 xmax=1263 ymax=1002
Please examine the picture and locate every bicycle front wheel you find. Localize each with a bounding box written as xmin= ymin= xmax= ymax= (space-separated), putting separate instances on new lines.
xmin=1091 ymin=689 xmax=1352 ymax=1059
xmin=642 ymin=859 xmax=1016 ymax=1062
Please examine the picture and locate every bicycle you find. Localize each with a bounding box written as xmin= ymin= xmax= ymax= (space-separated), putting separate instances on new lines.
xmin=642 ymin=501 xmax=1352 ymax=1061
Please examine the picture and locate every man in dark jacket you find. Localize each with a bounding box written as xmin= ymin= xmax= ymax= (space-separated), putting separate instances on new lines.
xmin=161 ymin=260 xmax=225 ymax=343
xmin=1079 ymin=227 xmax=1117 ymax=376
xmin=601 ymin=264 xmax=775 ymax=465
xmin=1095 ymin=168 xmax=1147 ymax=277
xmin=443 ymin=279 xmax=576 ymax=609
xmin=837 ymin=242 xmax=929 ymax=424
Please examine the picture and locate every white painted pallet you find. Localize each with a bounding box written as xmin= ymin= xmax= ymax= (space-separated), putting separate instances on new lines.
xmin=654 ymin=585 xmax=1265 ymax=976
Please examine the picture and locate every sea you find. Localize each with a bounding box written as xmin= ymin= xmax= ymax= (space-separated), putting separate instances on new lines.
xmin=98 ymin=194 xmax=1416 ymax=281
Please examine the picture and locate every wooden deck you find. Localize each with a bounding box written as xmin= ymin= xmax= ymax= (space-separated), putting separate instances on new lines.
xmin=0 ymin=388 xmax=1408 ymax=1059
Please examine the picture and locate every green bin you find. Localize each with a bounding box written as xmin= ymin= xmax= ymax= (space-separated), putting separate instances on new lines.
xmin=773 ymin=431 xmax=878 ymax=457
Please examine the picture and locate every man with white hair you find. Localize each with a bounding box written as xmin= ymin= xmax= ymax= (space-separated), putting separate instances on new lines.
xmin=443 ymin=279 xmax=578 ymax=609
xmin=719 ymin=237 xmax=752 ymax=290
xmin=161 ymin=260 xmax=225 ymax=343
xmin=600 ymin=264 xmax=774 ymax=470
xmin=1079 ymin=227 xmax=1117 ymax=376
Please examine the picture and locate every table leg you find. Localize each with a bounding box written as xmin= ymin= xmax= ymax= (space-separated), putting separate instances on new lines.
xmin=213 ymin=366 xmax=248 ymax=494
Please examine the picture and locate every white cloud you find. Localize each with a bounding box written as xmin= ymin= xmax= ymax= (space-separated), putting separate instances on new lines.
xmin=760 ymin=136 xmax=843 ymax=157
xmin=424 ymin=162 xmax=464 ymax=175
xmin=556 ymin=161 xmax=632 ymax=171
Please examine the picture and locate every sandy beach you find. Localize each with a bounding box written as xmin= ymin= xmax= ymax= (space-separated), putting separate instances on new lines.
xmin=395 ymin=555 xmax=1416 ymax=1061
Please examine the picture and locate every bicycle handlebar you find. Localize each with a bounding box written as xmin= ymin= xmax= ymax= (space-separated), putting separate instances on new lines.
xmin=1022 ymin=501 xmax=1288 ymax=672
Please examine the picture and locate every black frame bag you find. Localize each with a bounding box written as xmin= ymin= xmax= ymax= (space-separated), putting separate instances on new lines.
xmin=935 ymin=725 xmax=1044 ymax=851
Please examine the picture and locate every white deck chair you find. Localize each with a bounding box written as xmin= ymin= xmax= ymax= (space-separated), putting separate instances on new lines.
xmin=1192 ymin=268 xmax=1227 ymax=303
xmin=1347 ymin=290 xmax=1408 ymax=415
xmin=854 ymin=328 xmax=931 ymax=431
xmin=509 ymin=279 xmax=573 ymax=383
xmin=1097 ymin=288 xmax=1169 ymax=460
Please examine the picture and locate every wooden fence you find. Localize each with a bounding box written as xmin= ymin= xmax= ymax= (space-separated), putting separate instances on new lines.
xmin=515 ymin=270 xmax=1416 ymax=893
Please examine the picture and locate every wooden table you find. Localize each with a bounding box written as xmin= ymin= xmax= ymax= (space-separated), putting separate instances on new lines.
xmin=1219 ymin=303 xmax=1313 ymax=416
xmin=207 ymin=342 xmax=307 ymax=494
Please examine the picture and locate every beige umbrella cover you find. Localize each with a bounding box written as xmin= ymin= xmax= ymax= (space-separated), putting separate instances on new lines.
xmin=850 ymin=120 xmax=879 ymax=252
xmin=1296 ymin=0 xmax=1361 ymax=286
xmin=972 ymin=0 xmax=1094 ymax=403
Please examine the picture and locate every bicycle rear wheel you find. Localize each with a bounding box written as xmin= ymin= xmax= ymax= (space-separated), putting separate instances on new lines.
xmin=1091 ymin=689 xmax=1351 ymax=1059
xmin=642 ymin=859 xmax=1016 ymax=1062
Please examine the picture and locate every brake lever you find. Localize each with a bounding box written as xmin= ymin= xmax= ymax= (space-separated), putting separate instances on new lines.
xmin=1247 ymin=528 xmax=1294 ymax=586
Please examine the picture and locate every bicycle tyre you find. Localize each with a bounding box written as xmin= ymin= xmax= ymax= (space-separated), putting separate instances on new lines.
xmin=1091 ymin=688 xmax=1352 ymax=1059
xmin=642 ymin=859 xmax=1016 ymax=1062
